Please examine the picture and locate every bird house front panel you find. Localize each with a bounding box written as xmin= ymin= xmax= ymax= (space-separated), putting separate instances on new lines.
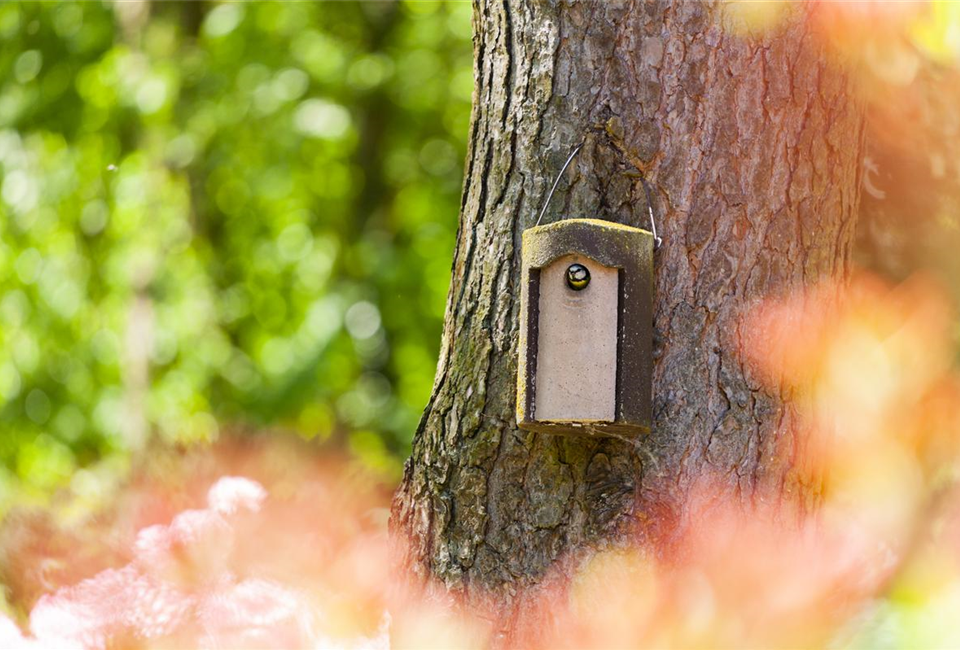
xmin=534 ymin=254 xmax=618 ymax=422
xmin=517 ymin=219 xmax=653 ymax=438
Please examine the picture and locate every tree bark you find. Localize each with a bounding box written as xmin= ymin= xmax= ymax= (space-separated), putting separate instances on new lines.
xmin=391 ymin=0 xmax=865 ymax=623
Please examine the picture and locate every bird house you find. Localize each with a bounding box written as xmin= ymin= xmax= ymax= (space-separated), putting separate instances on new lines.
xmin=516 ymin=219 xmax=653 ymax=438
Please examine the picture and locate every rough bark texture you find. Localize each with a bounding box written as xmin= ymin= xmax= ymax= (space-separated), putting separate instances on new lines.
xmin=391 ymin=0 xmax=865 ymax=619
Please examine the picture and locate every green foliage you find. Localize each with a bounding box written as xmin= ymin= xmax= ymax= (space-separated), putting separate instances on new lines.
xmin=0 ymin=1 xmax=472 ymax=511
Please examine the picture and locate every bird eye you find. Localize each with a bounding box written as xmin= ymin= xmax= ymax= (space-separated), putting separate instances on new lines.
xmin=566 ymin=263 xmax=590 ymax=291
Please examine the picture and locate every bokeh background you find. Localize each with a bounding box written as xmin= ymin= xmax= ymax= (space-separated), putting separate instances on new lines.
xmin=6 ymin=2 xmax=960 ymax=648
xmin=0 ymin=1 xmax=472 ymax=514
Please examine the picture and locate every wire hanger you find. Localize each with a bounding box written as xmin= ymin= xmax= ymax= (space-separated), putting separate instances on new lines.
xmin=535 ymin=141 xmax=661 ymax=248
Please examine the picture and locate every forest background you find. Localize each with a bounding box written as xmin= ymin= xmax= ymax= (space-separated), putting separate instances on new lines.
xmin=0 ymin=1 xmax=471 ymax=511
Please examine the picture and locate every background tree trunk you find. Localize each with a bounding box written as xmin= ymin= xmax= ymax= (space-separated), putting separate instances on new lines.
xmin=391 ymin=0 xmax=865 ymax=625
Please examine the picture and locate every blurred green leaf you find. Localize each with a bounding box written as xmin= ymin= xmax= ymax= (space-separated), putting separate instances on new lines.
xmin=0 ymin=0 xmax=471 ymax=509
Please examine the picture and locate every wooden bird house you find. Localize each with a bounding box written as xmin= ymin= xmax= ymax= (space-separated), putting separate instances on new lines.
xmin=516 ymin=218 xmax=653 ymax=438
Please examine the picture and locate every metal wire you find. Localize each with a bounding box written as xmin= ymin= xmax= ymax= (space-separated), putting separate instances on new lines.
xmin=639 ymin=176 xmax=662 ymax=248
xmin=534 ymin=141 xmax=662 ymax=249
xmin=535 ymin=143 xmax=584 ymax=226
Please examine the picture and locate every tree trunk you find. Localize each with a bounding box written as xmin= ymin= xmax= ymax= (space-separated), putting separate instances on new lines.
xmin=391 ymin=0 xmax=865 ymax=624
